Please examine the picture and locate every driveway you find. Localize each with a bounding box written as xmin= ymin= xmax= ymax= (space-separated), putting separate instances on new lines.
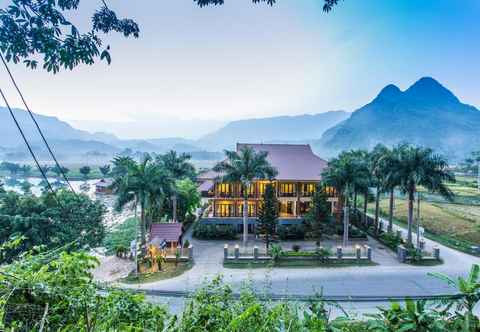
xmin=121 ymin=219 xmax=480 ymax=299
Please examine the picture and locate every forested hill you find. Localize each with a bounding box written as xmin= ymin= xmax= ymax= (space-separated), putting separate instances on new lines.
xmin=314 ymin=77 xmax=480 ymax=160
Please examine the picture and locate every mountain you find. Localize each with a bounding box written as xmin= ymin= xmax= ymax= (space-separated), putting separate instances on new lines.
xmin=0 ymin=107 xmax=118 ymax=148
xmin=197 ymin=111 xmax=350 ymax=151
xmin=315 ymin=77 xmax=480 ymax=160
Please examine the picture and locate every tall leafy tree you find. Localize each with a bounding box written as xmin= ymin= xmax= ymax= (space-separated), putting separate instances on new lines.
xmin=304 ymin=185 xmax=331 ymax=241
xmin=369 ymin=144 xmax=390 ymax=233
xmin=322 ymin=151 xmax=367 ymax=247
xmin=173 ymin=178 xmax=201 ymax=223
xmin=99 ymin=164 xmax=111 ymax=178
xmin=111 ymin=155 xmax=172 ymax=254
xmin=79 ymin=166 xmax=91 ymax=180
xmin=256 ymin=183 xmax=278 ymax=250
xmin=396 ymin=144 xmax=455 ymax=245
xmin=381 ymin=146 xmax=401 ymax=232
xmin=0 ymin=0 xmax=139 ymax=72
xmin=213 ymin=147 xmax=277 ymax=246
xmin=157 ymin=150 xmax=196 ymax=222
xmin=0 ymin=162 xmax=21 ymax=177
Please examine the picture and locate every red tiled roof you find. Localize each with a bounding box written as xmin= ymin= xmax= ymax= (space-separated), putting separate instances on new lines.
xmin=150 ymin=223 xmax=182 ymax=242
xmin=202 ymin=143 xmax=327 ymax=181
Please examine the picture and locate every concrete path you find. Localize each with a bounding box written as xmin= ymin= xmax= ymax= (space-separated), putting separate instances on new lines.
xmin=121 ymin=219 xmax=480 ymax=299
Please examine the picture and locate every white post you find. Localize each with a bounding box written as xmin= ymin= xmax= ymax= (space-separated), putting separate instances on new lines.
xmin=343 ymin=206 xmax=349 ymax=247
xmin=416 ymin=192 xmax=421 ymax=250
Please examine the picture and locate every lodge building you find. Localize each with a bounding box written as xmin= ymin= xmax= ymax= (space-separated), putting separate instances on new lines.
xmin=198 ymin=143 xmax=338 ymax=230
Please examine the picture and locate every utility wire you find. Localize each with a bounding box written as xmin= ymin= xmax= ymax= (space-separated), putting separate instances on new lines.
xmin=0 ymin=53 xmax=76 ymax=194
xmin=0 ymin=87 xmax=57 ymax=199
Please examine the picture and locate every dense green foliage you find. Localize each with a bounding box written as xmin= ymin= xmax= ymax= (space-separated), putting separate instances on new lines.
xmin=193 ymin=222 xmax=237 ymax=240
xmin=103 ymin=217 xmax=138 ymax=255
xmin=304 ymin=185 xmax=333 ymax=240
xmin=2 ymin=244 xmax=480 ymax=331
xmin=213 ymin=146 xmax=277 ymax=244
xmin=256 ymin=184 xmax=278 ymax=249
xmin=0 ymin=190 xmax=105 ymax=262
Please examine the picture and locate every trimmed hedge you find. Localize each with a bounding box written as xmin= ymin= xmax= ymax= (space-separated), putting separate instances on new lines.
xmin=193 ymin=222 xmax=238 ymax=240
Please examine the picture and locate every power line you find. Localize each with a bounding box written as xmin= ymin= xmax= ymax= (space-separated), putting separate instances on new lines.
xmin=0 ymin=87 xmax=57 ymax=199
xmin=0 ymin=53 xmax=76 ymax=194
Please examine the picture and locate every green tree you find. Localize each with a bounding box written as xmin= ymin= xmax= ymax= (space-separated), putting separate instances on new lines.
xmin=304 ymin=185 xmax=331 ymax=241
xmin=0 ymin=190 xmax=106 ymax=262
xmin=174 ymin=178 xmax=201 ymax=223
xmin=256 ymin=183 xmax=278 ymax=250
xmin=99 ymin=164 xmax=111 ymax=178
xmin=382 ymin=146 xmax=401 ymax=232
xmin=0 ymin=162 xmax=21 ymax=177
xmin=213 ymin=147 xmax=277 ymax=246
xmin=20 ymin=180 xmax=32 ymax=194
xmin=369 ymin=144 xmax=390 ymax=233
xmin=157 ymin=150 xmax=196 ymax=222
xmin=322 ymin=151 xmax=367 ymax=247
xmin=195 ymin=0 xmax=342 ymax=12
xmin=111 ymin=155 xmax=172 ymax=254
xmin=51 ymin=165 xmax=69 ymax=179
xmin=79 ymin=166 xmax=91 ymax=180
xmin=0 ymin=0 xmax=139 ymax=73
xmin=396 ymin=144 xmax=455 ymax=245
xmin=20 ymin=164 xmax=32 ymax=177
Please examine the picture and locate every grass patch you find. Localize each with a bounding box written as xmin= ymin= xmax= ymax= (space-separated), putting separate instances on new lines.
xmin=103 ymin=217 xmax=138 ymax=255
xmin=407 ymin=258 xmax=443 ymax=266
xmin=366 ymin=198 xmax=480 ymax=257
xmin=223 ymin=259 xmax=376 ymax=269
xmin=121 ymin=262 xmax=193 ymax=284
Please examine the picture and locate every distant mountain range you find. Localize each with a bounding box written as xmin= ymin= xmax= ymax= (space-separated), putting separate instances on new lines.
xmin=197 ymin=111 xmax=350 ymax=151
xmin=1 ymin=77 xmax=479 ymax=164
xmin=315 ymin=77 xmax=480 ymax=159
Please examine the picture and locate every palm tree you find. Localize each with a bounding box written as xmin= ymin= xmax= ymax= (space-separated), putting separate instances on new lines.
xmin=370 ymin=144 xmax=390 ymax=233
xmin=213 ymin=147 xmax=277 ymax=246
xmin=111 ymin=155 xmax=172 ymax=254
xmin=396 ymin=144 xmax=455 ymax=245
xmin=99 ymin=164 xmax=111 ymax=178
xmin=323 ymin=151 xmax=368 ymax=247
xmin=79 ymin=166 xmax=91 ymax=181
xmin=382 ymin=147 xmax=401 ymax=232
xmin=157 ymin=151 xmax=195 ymax=222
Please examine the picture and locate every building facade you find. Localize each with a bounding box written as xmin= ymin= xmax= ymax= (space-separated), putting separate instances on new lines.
xmin=198 ymin=143 xmax=338 ymax=229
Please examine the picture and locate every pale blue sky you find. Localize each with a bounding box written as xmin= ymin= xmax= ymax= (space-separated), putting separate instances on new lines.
xmin=1 ymin=0 xmax=479 ymax=139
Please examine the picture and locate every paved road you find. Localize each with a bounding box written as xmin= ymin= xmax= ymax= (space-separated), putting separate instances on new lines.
xmin=122 ymin=217 xmax=480 ymax=299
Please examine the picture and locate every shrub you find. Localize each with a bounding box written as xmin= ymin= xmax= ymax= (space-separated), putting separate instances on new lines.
xmin=380 ymin=231 xmax=402 ymax=250
xmin=292 ymin=244 xmax=301 ymax=252
xmin=192 ymin=222 xmax=237 ymax=240
xmin=183 ymin=239 xmax=190 ymax=248
xmin=269 ymin=244 xmax=283 ymax=261
xmin=277 ymin=225 xmax=305 ymax=240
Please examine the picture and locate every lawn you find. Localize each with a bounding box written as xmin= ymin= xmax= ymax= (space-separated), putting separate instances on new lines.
xmin=121 ymin=261 xmax=193 ymax=284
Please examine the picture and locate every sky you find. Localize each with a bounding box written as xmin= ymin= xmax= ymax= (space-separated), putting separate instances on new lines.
xmin=1 ymin=0 xmax=479 ymax=139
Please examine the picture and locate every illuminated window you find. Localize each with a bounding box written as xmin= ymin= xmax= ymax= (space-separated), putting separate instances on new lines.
xmin=238 ymin=202 xmax=256 ymax=217
xmin=280 ymin=183 xmax=296 ymax=196
xmin=216 ymin=202 xmax=234 ymax=217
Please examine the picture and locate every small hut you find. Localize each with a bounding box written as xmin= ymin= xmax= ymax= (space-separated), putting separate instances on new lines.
xmin=149 ymin=223 xmax=183 ymax=251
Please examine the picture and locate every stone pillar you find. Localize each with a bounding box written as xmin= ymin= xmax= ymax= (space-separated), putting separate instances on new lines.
xmin=397 ymin=245 xmax=407 ymax=263
xmin=336 ymin=246 xmax=343 ymax=259
xmin=224 ymin=244 xmax=229 ymax=260
xmin=396 ymin=230 xmax=402 ymax=239
xmin=254 ymin=246 xmax=259 ymax=260
xmin=188 ymin=245 xmax=194 ymax=260
xmin=234 ymin=244 xmax=240 ymax=259
xmin=433 ymin=247 xmax=440 ymax=260
xmin=419 ymin=240 xmax=425 ymax=250
xmin=355 ymin=245 xmax=361 ymax=260
xmin=367 ymin=246 xmax=372 ymax=261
